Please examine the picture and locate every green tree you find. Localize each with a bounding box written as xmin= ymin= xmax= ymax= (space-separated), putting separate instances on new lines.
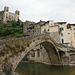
xmin=12 ymin=20 xmax=17 ymax=27
xmin=2 ymin=24 xmax=7 ymax=28
xmin=16 ymin=19 xmax=20 ymax=26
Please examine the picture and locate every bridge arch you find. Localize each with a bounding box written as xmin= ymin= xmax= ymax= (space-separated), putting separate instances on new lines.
xmin=0 ymin=34 xmax=61 ymax=75
xmin=13 ymin=35 xmax=60 ymax=70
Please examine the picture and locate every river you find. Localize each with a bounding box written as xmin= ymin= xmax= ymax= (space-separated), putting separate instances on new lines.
xmin=15 ymin=62 xmax=75 ymax=75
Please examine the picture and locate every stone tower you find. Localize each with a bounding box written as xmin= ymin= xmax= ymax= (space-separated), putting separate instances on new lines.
xmin=4 ymin=6 xmax=9 ymax=12
xmin=15 ymin=10 xmax=20 ymax=21
xmin=15 ymin=10 xmax=20 ymax=15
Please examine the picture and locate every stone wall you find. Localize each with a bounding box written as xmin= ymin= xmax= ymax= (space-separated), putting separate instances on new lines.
xmin=40 ymin=45 xmax=51 ymax=64
xmin=50 ymin=32 xmax=60 ymax=43
xmin=23 ymin=45 xmax=51 ymax=65
xmin=23 ymin=21 xmax=35 ymax=35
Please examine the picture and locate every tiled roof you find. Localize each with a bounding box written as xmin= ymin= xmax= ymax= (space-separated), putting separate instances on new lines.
xmin=67 ymin=24 xmax=75 ymax=29
xmin=41 ymin=21 xmax=49 ymax=26
xmin=57 ymin=22 xmax=67 ymax=24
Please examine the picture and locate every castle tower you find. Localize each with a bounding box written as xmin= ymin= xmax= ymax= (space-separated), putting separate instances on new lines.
xmin=15 ymin=10 xmax=20 ymax=15
xmin=15 ymin=10 xmax=20 ymax=21
xmin=4 ymin=6 xmax=9 ymax=12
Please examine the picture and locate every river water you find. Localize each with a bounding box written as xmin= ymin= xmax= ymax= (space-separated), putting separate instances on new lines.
xmin=15 ymin=62 xmax=75 ymax=75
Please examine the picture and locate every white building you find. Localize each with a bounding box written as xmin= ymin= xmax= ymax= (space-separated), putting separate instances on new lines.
xmin=57 ymin=22 xmax=71 ymax=46
xmin=41 ymin=21 xmax=72 ymax=47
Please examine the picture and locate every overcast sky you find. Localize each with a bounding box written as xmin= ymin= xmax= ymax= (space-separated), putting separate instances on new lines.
xmin=0 ymin=0 xmax=75 ymax=23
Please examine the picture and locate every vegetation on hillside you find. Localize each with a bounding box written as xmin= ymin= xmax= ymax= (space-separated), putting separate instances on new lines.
xmin=11 ymin=19 xmax=23 ymax=27
xmin=0 ymin=19 xmax=29 ymax=38
xmin=0 ymin=41 xmax=25 ymax=57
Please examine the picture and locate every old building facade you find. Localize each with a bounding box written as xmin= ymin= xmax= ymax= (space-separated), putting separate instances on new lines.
xmin=40 ymin=21 xmax=72 ymax=47
xmin=57 ymin=22 xmax=71 ymax=46
xmin=41 ymin=20 xmax=60 ymax=43
xmin=34 ymin=20 xmax=46 ymax=36
xmin=0 ymin=6 xmax=20 ymax=24
xmin=23 ymin=20 xmax=75 ymax=48
xmin=67 ymin=24 xmax=75 ymax=48
xmin=23 ymin=20 xmax=35 ymax=36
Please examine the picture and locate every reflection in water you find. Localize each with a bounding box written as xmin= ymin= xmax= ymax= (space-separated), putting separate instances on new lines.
xmin=69 ymin=70 xmax=75 ymax=75
xmin=15 ymin=62 xmax=75 ymax=75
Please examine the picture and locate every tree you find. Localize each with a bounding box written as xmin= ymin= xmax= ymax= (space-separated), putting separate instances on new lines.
xmin=16 ymin=19 xmax=20 ymax=26
xmin=2 ymin=24 xmax=7 ymax=28
xmin=12 ymin=20 xmax=17 ymax=27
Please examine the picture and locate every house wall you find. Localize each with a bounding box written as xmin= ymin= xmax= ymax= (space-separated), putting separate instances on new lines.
xmin=41 ymin=23 xmax=49 ymax=34
xmin=58 ymin=23 xmax=71 ymax=45
xmin=34 ymin=23 xmax=41 ymax=36
xmin=70 ymin=25 xmax=75 ymax=48
xmin=34 ymin=21 xmax=45 ymax=36
xmin=49 ymin=25 xmax=60 ymax=43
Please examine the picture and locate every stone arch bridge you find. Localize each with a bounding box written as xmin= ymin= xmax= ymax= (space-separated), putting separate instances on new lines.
xmin=0 ymin=34 xmax=75 ymax=75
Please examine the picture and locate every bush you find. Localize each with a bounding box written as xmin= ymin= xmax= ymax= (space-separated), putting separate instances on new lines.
xmin=0 ymin=27 xmax=23 ymax=36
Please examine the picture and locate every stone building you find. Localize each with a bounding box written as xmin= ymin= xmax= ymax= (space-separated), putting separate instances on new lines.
xmin=41 ymin=20 xmax=60 ymax=43
xmin=41 ymin=21 xmax=72 ymax=46
xmin=67 ymin=24 xmax=75 ymax=48
xmin=0 ymin=6 xmax=20 ymax=24
xmin=23 ymin=20 xmax=35 ymax=35
xmin=49 ymin=22 xmax=60 ymax=43
xmin=23 ymin=20 xmax=75 ymax=48
xmin=34 ymin=20 xmax=46 ymax=36
xmin=23 ymin=20 xmax=45 ymax=36
xmin=41 ymin=21 xmax=50 ymax=34
xmin=27 ymin=24 xmax=34 ymax=36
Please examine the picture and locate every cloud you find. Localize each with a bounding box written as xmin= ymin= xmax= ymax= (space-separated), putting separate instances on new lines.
xmin=0 ymin=0 xmax=75 ymax=23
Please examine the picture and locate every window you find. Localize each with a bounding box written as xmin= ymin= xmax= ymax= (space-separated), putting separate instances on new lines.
xmin=44 ymin=24 xmax=45 ymax=26
xmin=36 ymin=33 xmax=38 ymax=35
xmin=44 ymin=28 xmax=46 ymax=32
xmin=37 ymin=50 xmax=40 ymax=57
xmin=31 ymin=51 xmax=35 ymax=57
xmin=60 ymin=28 xmax=62 ymax=30
xmin=61 ymin=33 xmax=63 ymax=36
xmin=28 ymin=30 xmax=30 ymax=32
xmin=60 ymin=23 xmax=62 ymax=25
xmin=62 ymin=28 xmax=64 ymax=30
xmin=36 ymin=29 xmax=37 ymax=31
xmin=60 ymin=27 xmax=64 ymax=30
xmin=36 ymin=24 xmax=37 ymax=27
xmin=39 ymin=29 xmax=40 ymax=31
xmin=51 ymin=24 xmax=52 ymax=25
xmin=48 ymin=29 xmax=49 ymax=31
xmin=62 ymin=39 xmax=64 ymax=43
